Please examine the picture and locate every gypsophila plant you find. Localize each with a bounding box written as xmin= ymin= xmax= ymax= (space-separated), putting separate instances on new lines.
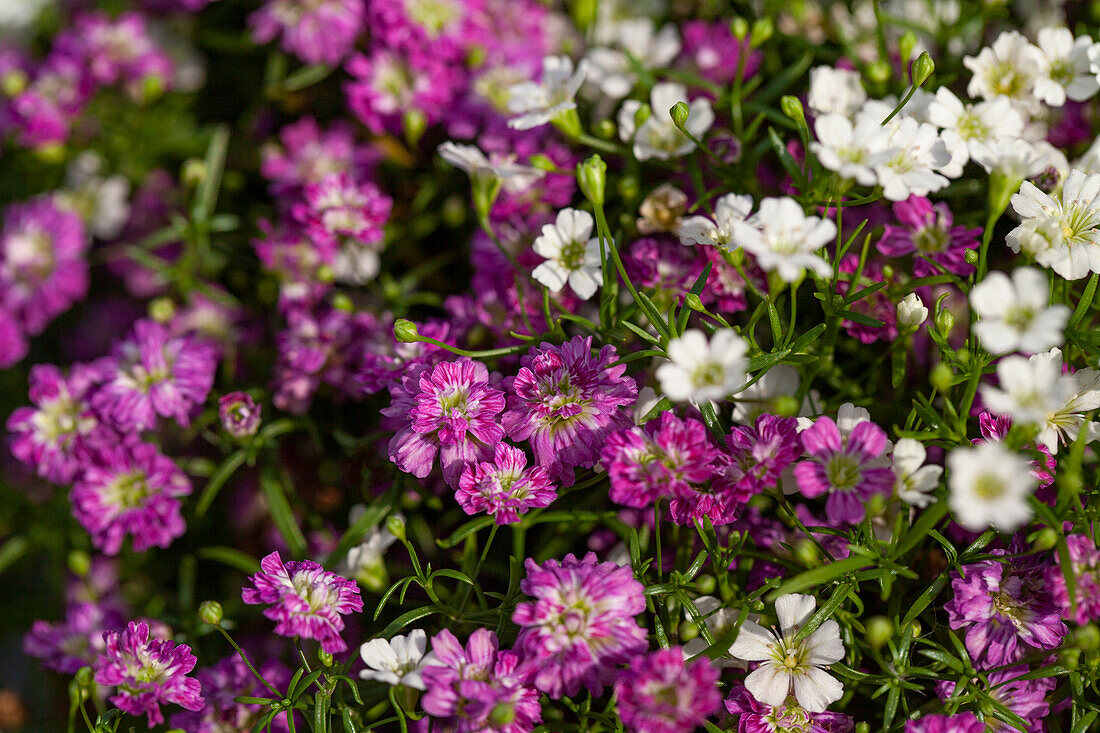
xmin=7 ymin=1 xmax=1100 ymax=732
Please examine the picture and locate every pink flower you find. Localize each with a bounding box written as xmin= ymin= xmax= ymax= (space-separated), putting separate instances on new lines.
xmin=242 ymin=551 xmax=363 ymax=654
xmin=249 ymin=0 xmax=364 ymax=66
xmin=0 ymin=195 xmax=89 ymax=335
xmin=877 ymin=196 xmax=978 ymax=277
xmin=1049 ymin=534 xmax=1100 ymax=625
xmin=24 ymin=601 xmax=125 ymax=674
xmin=94 ymin=621 xmax=204 ymax=728
xmin=503 ymin=336 xmax=636 ymax=485
xmin=385 ymin=359 xmax=506 ymax=487
xmin=614 ymin=648 xmax=722 ymax=733
xmin=420 ymin=628 xmax=541 ymax=733
xmin=793 ymin=416 xmax=894 ymax=524
xmin=92 ymin=319 xmax=218 ymax=432
xmin=291 ymin=172 xmax=392 ymax=251
xmin=905 ymin=714 xmax=985 ymax=733
xmin=723 ymin=682 xmax=854 ymax=733
xmin=512 ymin=553 xmax=647 ymax=698
xmin=219 ymin=392 xmax=262 ymax=438
xmin=71 ymin=442 xmax=192 ymax=555
xmin=717 ymin=414 xmax=803 ymax=502
xmin=456 ymin=443 xmax=557 ymax=524
xmin=7 ymin=363 xmax=117 ymax=484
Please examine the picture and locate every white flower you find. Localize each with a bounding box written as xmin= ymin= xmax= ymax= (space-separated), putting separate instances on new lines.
xmin=332 ymin=244 xmax=381 ymax=285
xmin=732 ymin=197 xmax=836 ymax=282
xmin=585 ymin=19 xmax=680 ymax=100
xmin=963 ymin=31 xmax=1044 ymax=113
xmin=1028 ymin=348 xmax=1100 ymax=453
xmin=947 ymin=442 xmax=1035 ymax=532
xmin=896 ymin=293 xmax=928 ymax=329
xmin=0 ymin=0 xmax=52 ymax=33
xmin=58 ymin=152 xmax=131 ymax=240
xmin=892 ymin=438 xmax=943 ymax=507
xmin=339 ymin=509 xmax=403 ymax=589
xmin=682 ymin=596 xmax=747 ymax=669
xmin=507 ymin=56 xmax=588 ymax=130
xmin=1006 ymin=168 xmax=1100 ymax=280
xmin=970 ymin=137 xmax=1059 ymax=178
xmin=872 ymin=117 xmax=951 ymax=201
xmin=359 ymin=630 xmax=436 ymax=690
xmin=807 ymin=66 xmax=867 ymax=117
xmin=437 ymin=142 xmax=544 ymax=195
xmin=971 ymin=267 xmax=1069 ymax=354
xmin=981 ymin=351 xmax=1076 ymax=427
xmin=731 ymin=365 xmax=819 ymax=425
xmin=679 ymin=193 xmax=753 ymax=249
xmin=810 ymin=113 xmax=892 ymax=187
xmin=926 ymin=89 xmax=1024 ymax=177
xmin=729 ymin=593 xmax=845 ymax=713
xmin=619 ymin=82 xmax=714 ymax=162
xmin=531 ymin=208 xmax=603 ymax=300
xmin=1035 ymin=27 xmax=1099 ymax=107
xmin=656 ymin=328 xmax=748 ymax=403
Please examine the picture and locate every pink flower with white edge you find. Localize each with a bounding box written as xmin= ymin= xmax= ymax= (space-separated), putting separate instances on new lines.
xmin=792 ymin=415 xmax=894 ymax=525
xmin=456 ymin=443 xmax=557 ymax=524
xmin=385 ymin=359 xmax=506 ymax=487
xmin=94 ymin=620 xmax=204 ymax=728
xmin=242 ymin=551 xmax=363 ymax=654
xmin=729 ymin=593 xmax=845 ymax=713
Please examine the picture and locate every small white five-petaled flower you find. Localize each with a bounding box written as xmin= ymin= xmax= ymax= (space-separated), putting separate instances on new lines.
xmin=729 ymin=593 xmax=846 ymax=713
xmin=359 ymin=629 xmax=437 ymax=690
xmin=656 ymin=328 xmax=748 ymax=404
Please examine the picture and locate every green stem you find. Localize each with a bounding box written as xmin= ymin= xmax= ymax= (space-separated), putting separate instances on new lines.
xmin=216 ymin=624 xmax=283 ymax=697
xmin=457 ymin=525 xmax=498 ymax=615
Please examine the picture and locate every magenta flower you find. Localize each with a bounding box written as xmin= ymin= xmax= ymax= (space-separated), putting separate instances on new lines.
xmin=1049 ymin=534 xmax=1100 ymax=625
xmin=0 ymin=308 xmax=27 ymax=368
xmin=242 ymin=551 xmax=363 ymax=654
xmin=420 ymin=628 xmax=542 ymax=733
xmin=718 ymin=414 xmax=803 ymax=502
xmin=71 ymin=442 xmax=192 ymax=555
xmin=10 ymin=55 xmax=92 ymax=148
xmin=905 ymin=714 xmax=985 ymax=733
xmin=512 ymin=553 xmax=647 ymax=698
xmin=456 ymin=443 xmax=557 ymax=524
xmin=58 ymin=12 xmax=173 ymax=92
xmin=344 ymin=47 xmax=462 ymax=135
xmin=385 ymin=358 xmax=505 ymax=487
xmin=92 ymin=319 xmax=218 ymax=432
xmin=877 ymin=196 xmax=978 ymax=277
xmin=94 ymin=621 xmax=204 ymax=728
xmin=219 ymin=392 xmax=262 ymax=438
xmin=0 ymin=196 xmax=89 ymax=335
xmin=614 ymin=648 xmax=722 ymax=733
xmin=23 ymin=601 xmax=125 ymax=674
xmin=935 ymin=665 xmax=1053 ymax=733
xmin=503 ymin=336 xmax=636 ymax=485
xmin=792 ymin=416 xmax=894 ymax=525
xmin=261 ymin=117 xmax=377 ymax=196
xmin=723 ymin=683 xmax=854 ymax=733
xmin=944 ymin=552 xmax=1066 ymax=669
xmin=291 ymin=172 xmax=392 ymax=251
xmin=7 ymin=363 xmax=116 ymax=484
xmin=249 ymin=0 xmax=364 ymax=66
xmin=602 ymin=411 xmax=730 ymax=525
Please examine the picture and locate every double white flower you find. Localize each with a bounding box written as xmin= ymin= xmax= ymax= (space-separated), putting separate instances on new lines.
xmin=729 ymin=593 xmax=845 ymax=713
xmin=507 ymin=56 xmax=588 ymax=131
xmin=1007 ymin=168 xmax=1100 ymax=280
xmin=656 ymin=328 xmax=748 ymax=404
xmin=970 ymin=267 xmax=1069 ymax=354
xmin=618 ymin=82 xmax=714 ymax=162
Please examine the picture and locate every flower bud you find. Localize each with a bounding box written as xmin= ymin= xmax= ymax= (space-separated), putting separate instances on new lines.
xmin=67 ymin=550 xmax=91 ymax=577
xmin=199 ymin=601 xmax=224 ymax=626
xmin=679 ymin=620 xmax=700 ymax=642
xmin=489 ymin=703 xmax=518 ymax=727
xmin=867 ymin=60 xmax=891 ymax=84
xmin=34 ymin=143 xmax=66 ymax=164
xmin=149 ymin=297 xmax=176 ymax=323
xmin=896 ymin=293 xmax=928 ymax=329
xmin=773 ymin=394 xmax=801 ymax=417
xmin=75 ymin=667 xmax=95 ymax=688
xmin=1031 ymin=527 xmax=1059 ymax=551
xmin=934 ymin=306 xmax=954 ymax=338
xmin=684 ymin=293 xmax=705 ymax=312
xmin=930 ymin=363 xmax=954 ymax=392
xmin=865 ymin=616 xmax=894 ymax=650
xmin=793 ymin=538 xmax=818 ymax=566
xmin=1077 ymin=623 xmax=1100 ymax=652
xmin=633 ymin=104 xmax=652 ymax=130
xmin=1 ymin=69 xmax=27 ymax=97
xmin=617 ymin=174 xmax=639 ymax=201
xmin=964 ymin=248 xmax=979 ymax=264
xmin=669 ymin=101 xmax=690 ymax=129
xmin=386 ymin=514 xmax=407 ymax=543
xmin=181 ymin=159 xmax=207 ymax=188
xmin=527 ymin=154 xmax=559 ymax=172
xmin=750 ymin=17 xmax=773 ymax=47
xmin=219 ymin=392 xmax=261 ymax=439
xmin=594 ymin=119 xmax=616 ymax=140
xmin=318 ymin=650 xmax=334 ymax=667
xmin=780 ymin=95 xmax=805 ymax=126
xmin=577 ymin=155 xmax=607 ymax=206
xmin=394 ymin=319 xmax=420 ymax=343
xmin=730 ymin=17 xmax=750 ymax=41
xmin=911 ymin=52 xmax=935 ymax=87
xmin=899 ymin=31 xmax=918 ymax=66
xmin=695 ymin=574 xmax=717 ymax=594
xmin=865 ymin=492 xmax=888 ymax=517
xmin=403 ymin=109 xmax=428 ymax=147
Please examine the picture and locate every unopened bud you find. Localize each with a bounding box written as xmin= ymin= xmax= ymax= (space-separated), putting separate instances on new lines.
xmin=780 ymin=96 xmax=805 ymax=126
xmin=386 ymin=514 xmax=407 ymax=542
xmin=934 ymin=307 xmax=955 ymax=338
xmin=964 ymin=248 xmax=979 ymax=264
xmin=678 ymin=620 xmax=700 ymax=642
xmin=394 ymin=319 xmax=420 ymax=343
xmin=1031 ymin=527 xmax=1059 ymax=551
xmin=577 ymin=155 xmax=607 ymax=206
xmin=489 ymin=703 xmax=518 ymax=726
xmin=793 ymin=538 xmax=818 ymax=566
xmin=594 ymin=119 xmax=616 ymax=140
xmin=911 ymin=52 xmax=935 ymax=87
xmin=318 ymin=650 xmax=334 ymax=667
xmin=403 ymin=109 xmax=428 ymax=148
xmin=219 ymin=392 xmax=261 ymax=439
xmin=899 ymin=31 xmax=919 ymax=67
xmin=750 ymin=17 xmax=773 ymax=47
xmin=865 ymin=616 xmax=894 ymax=650
xmin=528 ymin=154 xmax=559 ymax=172
xmin=633 ymin=104 xmax=652 ymax=130
xmin=1077 ymin=623 xmax=1100 ymax=652
xmin=731 ymin=17 xmax=750 ymax=41
xmin=930 ymin=363 xmax=954 ymax=392
xmin=684 ymin=293 xmax=705 ymax=312
xmin=2 ymin=69 xmax=27 ymax=97
xmin=867 ymin=60 xmax=891 ymax=84
xmin=75 ymin=667 xmax=95 ymax=688
xmin=181 ymin=159 xmax=207 ymax=188
xmin=199 ymin=601 xmax=224 ymax=626
xmin=772 ymin=394 xmax=801 ymax=417
xmin=695 ymin=574 xmax=717 ymax=594
xmin=669 ymin=101 xmax=690 ymax=129
xmin=149 ymin=297 xmax=176 ymax=323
